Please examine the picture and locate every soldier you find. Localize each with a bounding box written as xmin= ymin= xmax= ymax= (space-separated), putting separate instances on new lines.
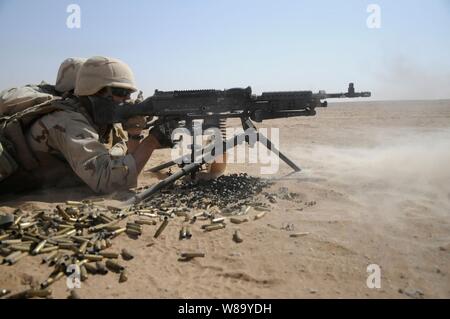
xmin=0 ymin=57 xmax=86 ymax=116
xmin=0 ymin=56 xmax=170 ymax=194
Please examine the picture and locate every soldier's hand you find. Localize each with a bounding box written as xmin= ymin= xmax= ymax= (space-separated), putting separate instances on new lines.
xmin=149 ymin=120 xmax=178 ymax=148
xmin=122 ymin=116 xmax=147 ymax=137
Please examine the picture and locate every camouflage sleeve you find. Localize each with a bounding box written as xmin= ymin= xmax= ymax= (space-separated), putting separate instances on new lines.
xmin=109 ymin=124 xmax=128 ymax=157
xmin=31 ymin=110 xmax=138 ymax=193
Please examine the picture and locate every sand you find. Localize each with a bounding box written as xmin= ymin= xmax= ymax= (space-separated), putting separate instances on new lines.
xmin=1 ymin=100 xmax=449 ymax=299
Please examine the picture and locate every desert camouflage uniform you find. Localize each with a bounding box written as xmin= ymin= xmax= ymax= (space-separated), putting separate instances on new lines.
xmin=23 ymin=98 xmax=137 ymax=193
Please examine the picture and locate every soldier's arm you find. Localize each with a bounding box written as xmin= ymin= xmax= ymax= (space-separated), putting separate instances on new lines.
xmin=45 ymin=112 xmax=141 ymax=193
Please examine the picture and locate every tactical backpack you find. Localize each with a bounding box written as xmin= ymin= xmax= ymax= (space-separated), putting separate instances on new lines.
xmin=0 ymin=86 xmax=67 ymax=182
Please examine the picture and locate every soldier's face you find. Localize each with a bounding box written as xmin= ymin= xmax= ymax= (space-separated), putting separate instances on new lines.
xmin=108 ymin=87 xmax=132 ymax=103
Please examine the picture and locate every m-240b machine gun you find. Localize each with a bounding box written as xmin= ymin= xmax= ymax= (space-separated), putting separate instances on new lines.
xmin=89 ymin=83 xmax=371 ymax=205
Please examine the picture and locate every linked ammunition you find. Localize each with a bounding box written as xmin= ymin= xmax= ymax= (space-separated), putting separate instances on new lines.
xmin=121 ymin=249 xmax=134 ymax=261
xmin=204 ymin=224 xmax=226 ymax=232
xmin=99 ymin=252 xmax=119 ymax=259
xmin=105 ymin=260 xmax=124 ymax=273
xmin=154 ymin=217 xmax=169 ymax=239
xmin=180 ymin=252 xmax=205 ymax=259
xmin=233 ymin=230 xmax=243 ymax=243
xmin=119 ymin=270 xmax=128 ymax=283
xmin=95 ymin=261 xmax=108 ymax=275
xmin=32 ymin=239 xmax=47 ymax=255
xmin=254 ymin=212 xmax=266 ymax=220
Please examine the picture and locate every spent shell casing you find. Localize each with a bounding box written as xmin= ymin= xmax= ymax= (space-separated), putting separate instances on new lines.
xmin=233 ymin=230 xmax=243 ymax=243
xmin=126 ymin=228 xmax=142 ymax=237
xmin=254 ymin=212 xmax=266 ymax=220
xmin=121 ymin=249 xmax=134 ymax=261
xmin=154 ymin=217 xmax=169 ymax=239
xmin=9 ymin=245 xmax=30 ymax=252
xmin=80 ymin=265 xmax=88 ymax=282
xmin=41 ymin=271 xmax=64 ymax=288
xmin=180 ymin=252 xmax=205 ymax=259
xmin=119 ymin=270 xmax=128 ymax=283
xmin=1 ymin=239 xmax=22 ymax=245
xmin=289 ymin=232 xmax=310 ymax=238
xmin=95 ymin=261 xmax=108 ymax=275
xmin=204 ymin=223 xmax=226 ymax=232
xmin=78 ymin=241 xmax=88 ymax=254
xmin=40 ymin=246 xmax=58 ymax=254
xmin=94 ymin=240 xmax=102 ymax=251
xmin=0 ymin=289 xmax=11 ymax=298
xmin=84 ymin=263 xmax=98 ymax=274
xmin=82 ymin=254 xmax=103 ymax=262
xmin=134 ymin=219 xmax=156 ymax=226
xmin=56 ymin=205 xmax=71 ymax=221
xmin=13 ymin=215 xmax=23 ymax=226
xmin=68 ymin=289 xmax=80 ymax=299
xmin=126 ymin=223 xmax=142 ymax=232
xmin=230 ymin=217 xmax=249 ymax=224
xmin=211 ymin=217 xmax=225 ymax=224
xmin=179 ymin=226 xmax=187 ymax=240
xmin=111 ymin=227 xmax=126 ymax=238
xmin=58 ymin=242 xmax=78 ymax=250
xmin=0 ymin=234 xmax=10 ymax=241
xmin=66 ymin=200 xmax=83 ymax=206
xmin=99 ymin=252 xmax=119 ymax=259
xmin=32 ymin=240 xmax=47 ymax=255
xmin=105 ymin=239 xmax=112 ymax=248
xmin=105 ymin=260 xmax=124 ymax=273
xmin=6 ymin=251 xmax=28 ymax=265
xmin=185 ymin=226 xmax=192 ymax=239
xmin=42 ymin=251 xmax=58 ymax=264
xmin=25 ymin=288 xmax=52 ymax=299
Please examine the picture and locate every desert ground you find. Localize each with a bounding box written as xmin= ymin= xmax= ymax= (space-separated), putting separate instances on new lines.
xmin=1 ymin=99 xmax=449 ymax=299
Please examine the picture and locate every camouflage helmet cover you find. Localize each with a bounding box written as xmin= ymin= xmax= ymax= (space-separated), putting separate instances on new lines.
xmin=55 ymin=57 xmax=86 ymax=93
xmin=74 ymin=56 xmax=137 ymax=96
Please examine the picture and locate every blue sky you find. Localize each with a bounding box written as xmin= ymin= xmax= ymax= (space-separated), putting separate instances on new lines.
xmin=0 ymin=0 xmax=449 ymax=100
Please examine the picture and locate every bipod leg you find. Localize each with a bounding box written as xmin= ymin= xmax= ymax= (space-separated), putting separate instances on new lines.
xmin=242 ymin=118 xmax=301 ymax=172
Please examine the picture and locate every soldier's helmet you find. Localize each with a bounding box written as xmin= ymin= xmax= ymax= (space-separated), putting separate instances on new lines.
xmin=74 ymin=56 xmax=137 ymax=96
xmin=55 ymin=57 xmax=86 ymax=93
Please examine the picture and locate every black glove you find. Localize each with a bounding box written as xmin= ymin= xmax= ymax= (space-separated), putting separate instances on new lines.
xmin=149 ymin=120 xmax=178 ymax=148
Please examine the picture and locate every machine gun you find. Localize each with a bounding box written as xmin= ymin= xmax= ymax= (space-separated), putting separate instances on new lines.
xmin=89 ymin=83 xmax=370 ymax=205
